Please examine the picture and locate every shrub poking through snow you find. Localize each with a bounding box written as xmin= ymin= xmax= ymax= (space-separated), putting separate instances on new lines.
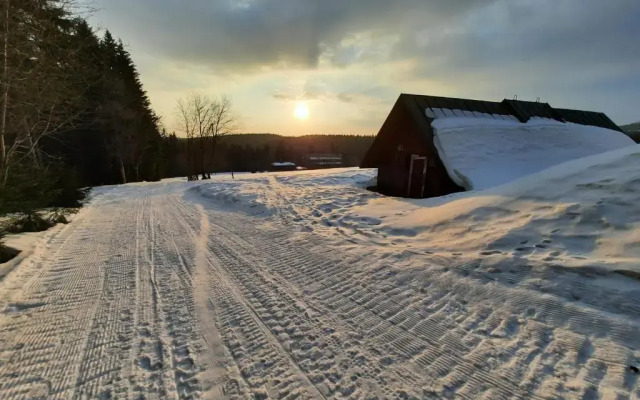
xmin=4 ymin=213 xmax=55 ymax=234
xmin=2 ymin=208 xmax=75 ymax=235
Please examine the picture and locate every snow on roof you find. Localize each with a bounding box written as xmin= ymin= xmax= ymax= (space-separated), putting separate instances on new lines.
xmin=428 ymin=110 xmax=635 ymax=190
xmin=425 ymin=107 xmax=518 ymax=121
xmin=271 ymin=162 xmax=296 ymax=167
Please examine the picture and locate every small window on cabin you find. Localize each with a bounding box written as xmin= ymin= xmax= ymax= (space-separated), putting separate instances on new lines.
xmin=397 ymin=144 xmax=404 ymax=152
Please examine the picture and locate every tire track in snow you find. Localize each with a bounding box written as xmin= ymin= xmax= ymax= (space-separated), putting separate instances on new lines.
xmin=0 ymin=187 xmax=206 ymax=399
xmin=72 ymin=198 xmax=141 ymax=398
xmin=0 ymin=196 xmax=129 ymax=398
xmin=129 ymin=197 xmax=175 ymax=399
xmin=171 ymin=194 xmax=327 ymax=399
xmin=0 ymin=177 xmax=637 ymax=399
xmin=179 ymin=190 xmax=427 ymax=398
xmin=156 ymin=193 xmax=249 ymax=399
xmin=196 ymin=198 xmax=639 ymax=399
xmin=206 ymin=214 xmax=524 ymax=399
xmin=189 ymin=201 xmax=249 ymax=399
xmin=201 ymin=223 xmax=423 ymax=398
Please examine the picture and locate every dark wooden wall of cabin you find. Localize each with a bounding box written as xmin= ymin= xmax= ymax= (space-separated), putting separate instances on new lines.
xmin=372 ymin=96 xmax=463 ymax=198
xmin=374 ymin=99 xmax=427 ymax=196
xmin=424 ymin=156 xmax=464 ymax=197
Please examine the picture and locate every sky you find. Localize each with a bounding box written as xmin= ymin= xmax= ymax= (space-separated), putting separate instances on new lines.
xmin=86 ymin=0 xmax=640 ymax=136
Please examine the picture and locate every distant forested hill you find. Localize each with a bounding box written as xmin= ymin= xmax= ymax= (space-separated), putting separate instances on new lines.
xmin=621 ymin=122 xmax=640 ymax=132
xmin=621 ymin=122 xmax=640 ymax=143
xmin=163 ymin=133 xmax=375 ymax=176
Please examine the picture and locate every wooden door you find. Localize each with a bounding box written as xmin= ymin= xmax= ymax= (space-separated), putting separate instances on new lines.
xmin=407 ymin=155 xmax=427 ymax=198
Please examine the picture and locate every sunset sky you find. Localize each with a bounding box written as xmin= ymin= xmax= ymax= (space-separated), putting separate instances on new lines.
xmin=87 ymin=0 xmax=640 ymax=136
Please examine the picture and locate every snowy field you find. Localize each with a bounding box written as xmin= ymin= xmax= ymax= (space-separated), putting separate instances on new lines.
xmin=1 ymin=149 xmax=640 ymax=399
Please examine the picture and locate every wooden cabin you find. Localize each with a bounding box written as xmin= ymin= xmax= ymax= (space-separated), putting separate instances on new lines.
xmin=361 ymin=93 xmax=623 ymax=198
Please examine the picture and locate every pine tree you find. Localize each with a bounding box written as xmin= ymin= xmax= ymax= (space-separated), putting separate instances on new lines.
xmin=1 ymin=1 xmax=166 ymax=217
xmin=97 ymin=33 xmax=162 ymax=184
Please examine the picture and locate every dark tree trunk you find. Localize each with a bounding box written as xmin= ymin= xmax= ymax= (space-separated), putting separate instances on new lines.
xmin=0 ymin=0 xmax=8 ymax=169
xmin=119 ymin=158 xmax=127 ymax=184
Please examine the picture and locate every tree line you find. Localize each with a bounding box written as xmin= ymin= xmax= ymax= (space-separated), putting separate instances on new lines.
xmin=162 ymin=133 xmax=375 ymax=177
xmin=0 ymin=0 xmax=166 ymax=216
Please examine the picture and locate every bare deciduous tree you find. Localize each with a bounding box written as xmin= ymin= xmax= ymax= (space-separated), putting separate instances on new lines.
xmin=175 ymin=93 xmax=237 ymax=180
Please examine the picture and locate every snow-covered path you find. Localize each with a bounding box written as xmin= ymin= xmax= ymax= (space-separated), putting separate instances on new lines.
xmin=0 ymin=173 xmax=639 ymax=399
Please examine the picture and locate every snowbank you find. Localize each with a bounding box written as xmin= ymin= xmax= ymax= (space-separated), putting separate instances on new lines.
xmin=0 ymin=231 xmax=50 ymax=280
xmin=430 ymin=113 xmax=635 ymax=190
xmin=191 ymin=178 xmax=275 ymax=216
xmin=191 ymin=150 xmax=640 ymax=279
xmin=0 ymin=209 xmax=82 ymax=280
xmin=193 ymin=169 xmax=378 ymax=223
xmin=352 ymin=145 xmax=640 ymax=276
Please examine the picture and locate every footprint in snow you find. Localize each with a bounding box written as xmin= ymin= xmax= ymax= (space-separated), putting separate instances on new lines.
xmin=479 ymin=250 xmax=502 ymax=256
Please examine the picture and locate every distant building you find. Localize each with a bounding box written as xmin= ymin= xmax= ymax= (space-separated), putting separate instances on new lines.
xmin=361 ymin=93 xmax=628 ymax=199
xmin=270 ymin=162 xmax=297 ymax=172
xmin=301 ymin=153 xmax=343 ymax=169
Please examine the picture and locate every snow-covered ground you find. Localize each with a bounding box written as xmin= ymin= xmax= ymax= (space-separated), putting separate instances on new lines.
xmin=1 ymin=152 xmax=639 ymax=399
xmin=0 ymin=232 xmax=47 ymax=280
xmin=0 ymin=212 xmax=81 ymax=280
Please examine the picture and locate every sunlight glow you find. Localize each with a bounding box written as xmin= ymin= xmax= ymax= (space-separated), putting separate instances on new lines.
xmin=294 ymin=102 xmax=309 ymax=120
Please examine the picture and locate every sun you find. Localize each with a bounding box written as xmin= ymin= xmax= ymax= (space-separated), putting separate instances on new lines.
xmin=294 ymin=102 xmax=309 ymax=120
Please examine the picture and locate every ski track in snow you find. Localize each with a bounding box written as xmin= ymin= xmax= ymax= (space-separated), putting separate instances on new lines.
xmin=0 ymin=172 xmax=638 ymax=399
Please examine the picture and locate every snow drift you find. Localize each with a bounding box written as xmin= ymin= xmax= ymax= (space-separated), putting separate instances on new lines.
xmin=429 ymin=111 xmax=635 ymax=190
xmin=352 ymin=145 xmax=640 ymax=277
xmin=195 ymin=147 xmax=640 ymax=280
xmin=194 ymin=148 xmax=640 ymax=281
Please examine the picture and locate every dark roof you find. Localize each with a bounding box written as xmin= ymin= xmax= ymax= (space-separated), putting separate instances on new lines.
xmin=501 ymin=99 xmax=564 ymax=123
xmin=555 ymin=108 xmax=622 ymax=132
xmin=403 ymin=93 xmax=622 ymax=131
xmin=361 ymin=94 xmax=624 ymax=168
xmin=411 ymin=94 xmax=511 ymax=118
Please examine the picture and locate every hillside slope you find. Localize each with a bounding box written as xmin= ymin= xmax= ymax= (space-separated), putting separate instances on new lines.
xmin=621 ymin=121 xmax=640 ymax=132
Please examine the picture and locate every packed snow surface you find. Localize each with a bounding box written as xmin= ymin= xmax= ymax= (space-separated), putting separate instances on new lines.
xmin=1 ymin=155 xmax=640 ymax=399
xmin=0 ymin=213 xmax=80 ymax=280
xmin=429 ymin=112 xmax=635 ymax=190
xmin=0 ymin=231 xmax=47 ymax=280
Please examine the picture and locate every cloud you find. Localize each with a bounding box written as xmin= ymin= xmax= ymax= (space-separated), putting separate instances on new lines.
xmin=272 ymin=90 xmax=378 ymax=104
xmin=403 ymin=0 xmax=640 ymax=78
xmin=98 ymin=0 xmax=640 ymax=74
xmin=92 ymin=0 xmax=486 ymax=70
xmin=270 ymin=74 xmax=395 ymax=108
xmin=91 ymin=0 xmax=640 ymax=129
xmin=389 ymin=0 xmax=640 ymax=120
